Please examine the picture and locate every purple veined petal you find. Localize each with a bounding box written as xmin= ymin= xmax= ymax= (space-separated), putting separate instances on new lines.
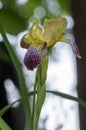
xmin=63 ymin=37 xmax=82 ymax=59
xmin=70 ymin=40 xmax=82 ymax=59
xmin=24 ymin=46 xmax=42 ymax=70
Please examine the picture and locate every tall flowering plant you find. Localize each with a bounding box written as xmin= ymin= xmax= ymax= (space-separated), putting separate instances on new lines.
xmin=20 ymin=15 xmax=81 ymax=130
xmin=0 ymin=15 xmax=84 ymax=130
xmin=21 ymin=16 xmax=81 ymax=71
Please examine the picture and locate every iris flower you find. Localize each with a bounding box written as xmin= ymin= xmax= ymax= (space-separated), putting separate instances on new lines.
xmin=20 ymin=16 xmax=81 ymax=70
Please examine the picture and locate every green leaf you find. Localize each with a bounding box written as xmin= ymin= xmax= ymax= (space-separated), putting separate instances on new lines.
xmin=0 ymin=8 xmax=27 ymax=35
xmin=47 ymin=90 xmax=86 ymax=107
xmin=19 ymin=0 xmax=42 ymax=19
xmin=58 ymin=0 xmax=72 ymax=15
xmin=0 ymin=98 xmax=21 ymax=117
xmin=0 ymin=91 xmax=35 ymax=117
xmin=0 ymin=118 xmax=12 ymax=130
xmin=33 ymin=84 xmax=46 ymax=130
xmin=0 ymin=22 xmax=31 ymax=130
xmin=37 ymin=56 xmax=48 ymax=85
xmin=2 ymin=0 xmax=16 ymax=7
xmin=0 ymin=105 xmax=11 ymax=117
xmin=0 ymin=48 xmax=10 ymax=62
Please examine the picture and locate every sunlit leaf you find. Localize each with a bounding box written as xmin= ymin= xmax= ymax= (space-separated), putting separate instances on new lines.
xmin=58 ymin=0 xmax=72 ymax=15
xmin=19 ymin=0 xmax=42 ymax=19
xmin=0 ymin=9 xmax=27 ymax=35
xmin=0 ymin=118 xmax=12 ymax=130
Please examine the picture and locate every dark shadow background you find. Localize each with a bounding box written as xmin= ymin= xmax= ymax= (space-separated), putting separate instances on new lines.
xmin=72 ymin=0 xmax=86 ymax=130
xmin=0 ymin=42 xmax=24 ymax=130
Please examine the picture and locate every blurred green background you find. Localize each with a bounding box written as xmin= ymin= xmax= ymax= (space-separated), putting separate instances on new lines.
xmin=0 ymin=0 xmax=72 ymax=35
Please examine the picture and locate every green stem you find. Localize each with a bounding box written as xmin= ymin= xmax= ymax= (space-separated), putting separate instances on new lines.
xmin=33 ymin=83 xmax=46 ymax=130
xmin=33 ymin=57 xmax=48 ymax=130
xmin=0 ymin=118 xmax=12 ymax=130
xmin=0 ymin=23 xmax=31 ymax=130
xmin=31 ymin=71 xmax=38 ymax=130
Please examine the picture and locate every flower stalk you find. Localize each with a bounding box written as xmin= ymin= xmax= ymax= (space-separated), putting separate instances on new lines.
xmin=33 ymin=56 xmax=48 ymax=130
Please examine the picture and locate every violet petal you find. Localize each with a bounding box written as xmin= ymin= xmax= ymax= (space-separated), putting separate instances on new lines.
xmin=63 ymin=37 xmax=82 ymax=59
xmin=24 ymin=46 xmax=42 ymax=70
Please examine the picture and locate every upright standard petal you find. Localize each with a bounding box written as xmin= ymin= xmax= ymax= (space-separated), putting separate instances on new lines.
xmin=21 ymin=21 xmax=44 ymax=49
xmin=44 ymin=15 xmax=67 ymax=48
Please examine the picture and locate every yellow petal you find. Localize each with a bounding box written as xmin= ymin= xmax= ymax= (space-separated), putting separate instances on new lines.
xmin=44 ymin=15 xmax=67 ymax=48
xmin=21 ymin=21 xmax=44 ymax=48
